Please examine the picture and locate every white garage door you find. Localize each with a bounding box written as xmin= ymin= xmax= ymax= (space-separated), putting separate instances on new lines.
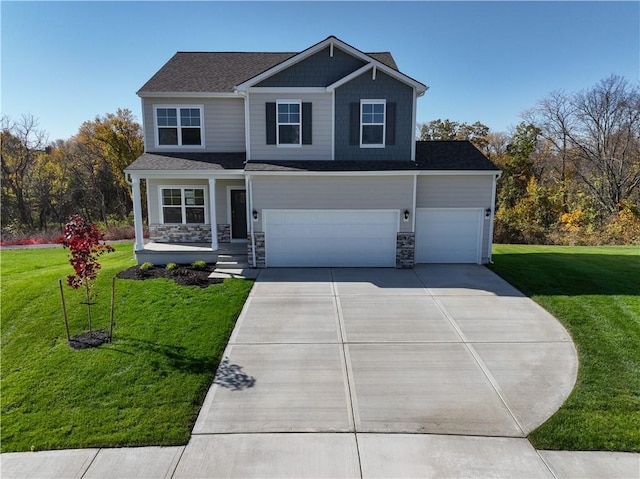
xmin=415 ymin=208 xmax=483 ymax=264
xmin=264 ymin=210 xmax=398 ymax=267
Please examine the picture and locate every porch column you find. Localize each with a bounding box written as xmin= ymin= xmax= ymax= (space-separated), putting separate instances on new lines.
xmin=131 ymin=176 xmax=144 ymax=251
xmin=208 ymin=177 xmax=218 ymax=250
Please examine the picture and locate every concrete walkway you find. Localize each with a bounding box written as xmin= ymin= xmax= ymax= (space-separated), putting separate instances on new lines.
xmin=2 ymin=266 xmax=639 ymax=478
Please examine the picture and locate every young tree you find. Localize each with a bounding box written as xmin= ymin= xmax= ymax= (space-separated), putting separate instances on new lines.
xmin=60 ymin=215 xmax=114 ymax=332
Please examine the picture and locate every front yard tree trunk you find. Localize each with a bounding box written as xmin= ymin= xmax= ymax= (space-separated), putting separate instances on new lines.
xmin=85 ymin=282 xmax=92 ymax=332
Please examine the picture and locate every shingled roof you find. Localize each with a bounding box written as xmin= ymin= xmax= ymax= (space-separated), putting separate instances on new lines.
xmin=126 ymin=141 xmax=498 ymax=173
xmin=138 ymin=51 xmax=398 ymax=94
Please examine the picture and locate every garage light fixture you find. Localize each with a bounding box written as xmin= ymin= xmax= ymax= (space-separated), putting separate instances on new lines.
xmin=403 ymin=210 xmax=410 ymax=222
xmin=485 ymin=208 xmax=492 ymax=218
xmin=252 ymin=210 xmax=258 ymax=221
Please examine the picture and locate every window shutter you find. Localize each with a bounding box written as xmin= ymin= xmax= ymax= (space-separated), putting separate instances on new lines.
xmin=349 ymin=102 xmax=360 ymax=145
xmin=302 ymin=102 xmax=312 ymax=145
xmin=386 ymin=102 xmax=396 ymax=146
xmin=266 ymin=102 xmax=276 ymax=145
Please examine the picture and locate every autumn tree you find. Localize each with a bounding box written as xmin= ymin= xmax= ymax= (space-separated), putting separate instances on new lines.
xmin=417 ymin=119 xmax=490 ymax=151
xmin=1 ymin=115 xmax=48 ymax=230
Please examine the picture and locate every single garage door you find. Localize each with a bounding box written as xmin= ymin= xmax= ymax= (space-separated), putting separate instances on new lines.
xmin=415 ymin=208 xmax=483 ymax=264
xmin=264 ymin=210 xmax=398 ymax=267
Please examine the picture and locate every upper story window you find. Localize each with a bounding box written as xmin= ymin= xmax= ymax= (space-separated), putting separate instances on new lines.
xmin=277 ymin=101 xmax=301 ymax=146
xmin=161 ymin=187 xmax=206 ymax=224
xmin=361 ymin=100 xmax=386 ymax=147
xmin=154 ymin=106 xmax=204 ymax=147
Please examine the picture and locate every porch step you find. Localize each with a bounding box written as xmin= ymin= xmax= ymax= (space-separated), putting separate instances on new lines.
xmin=209 ymin=267 xmax=260 ymax=280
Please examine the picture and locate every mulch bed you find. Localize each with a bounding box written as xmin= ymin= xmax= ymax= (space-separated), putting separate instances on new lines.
xmin=68 ymin=330 xmax=112 ymax=350
xmin=116 ymin=264 xmax=223 ymax=288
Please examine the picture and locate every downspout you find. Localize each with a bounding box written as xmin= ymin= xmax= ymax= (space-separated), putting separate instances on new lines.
xmin=487 ymin=172 xmax=501 ymax=263
xmin=246 ymin=174 xmax=257 ymax=268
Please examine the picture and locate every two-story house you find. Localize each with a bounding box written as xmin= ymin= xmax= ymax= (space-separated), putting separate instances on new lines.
xmin=125 ymin=36 xmax=500 ymax=268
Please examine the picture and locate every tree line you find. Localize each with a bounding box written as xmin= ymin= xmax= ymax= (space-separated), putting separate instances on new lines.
xmin=418 ymin=75 xmax=640 ymax=245
xmin=2 ymin=75 xmax=639 ymax=245
xmin=1 ymin=109 xmax=143 ymax=239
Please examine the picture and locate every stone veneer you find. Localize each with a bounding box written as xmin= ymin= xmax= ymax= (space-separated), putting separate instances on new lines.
xmin=217 ymin=224 xmax=231 ymax=243
xmin=396 ymin=232 xmax=415 ymax=268
xmin=149 ymin=224 xmax=231 ymax=244
xmin=247 ymin=232 xmax=266 ymax=268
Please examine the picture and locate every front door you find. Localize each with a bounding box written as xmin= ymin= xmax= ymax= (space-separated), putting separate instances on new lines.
xmin=230 ymin=189 xmax=247 ymax=240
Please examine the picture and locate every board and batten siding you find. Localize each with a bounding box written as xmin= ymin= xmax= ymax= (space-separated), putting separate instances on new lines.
xmin=143 ymin=97 xmax=245 ymax=152
xmin=248 ymin=92 xmax=333 ymax=161
xmin=251 ymin=175 xmax=414 ymax=232
xmin=416 ymin=175 xmax=494 ymax=262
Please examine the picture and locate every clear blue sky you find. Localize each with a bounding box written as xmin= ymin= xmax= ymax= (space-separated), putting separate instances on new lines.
xmin=2 ymin=1 xmax=638 ymax=142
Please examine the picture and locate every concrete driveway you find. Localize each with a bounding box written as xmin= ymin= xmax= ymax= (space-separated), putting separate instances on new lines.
xmin=181 ymin=265 xmax=579 ymax=477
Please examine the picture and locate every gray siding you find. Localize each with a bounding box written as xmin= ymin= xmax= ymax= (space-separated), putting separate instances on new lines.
xmin=143 ymin=97 xmax=245 ymax=152
xmin=251 ymin=175 xmax=414 ymax=232
xmin=334 ymin=70 xmax=414 ymax=161
xmin=248 ymin=92 xmax=332 ymax=161
xmin=256 ymin=46 xmax=365 ymax=87
xmin=147 ymin=178 xmax=243 ymax=225
xmin=416 ymin=175 xmax=494 ymax=262
xmin=147 ymin=178 xmax=209 ymax=224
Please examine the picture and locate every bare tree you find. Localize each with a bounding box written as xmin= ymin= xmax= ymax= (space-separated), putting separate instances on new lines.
xmin=528 ymin=75 xmax=640 ymax=214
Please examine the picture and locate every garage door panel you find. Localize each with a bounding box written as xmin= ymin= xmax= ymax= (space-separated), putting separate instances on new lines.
xmin=265 ymin=210 xmax=398 ymax=267
xmin=415 ymin=209 xmax=482 ymax=264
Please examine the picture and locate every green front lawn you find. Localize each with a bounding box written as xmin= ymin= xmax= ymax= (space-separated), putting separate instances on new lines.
xmin=1 ymin=245 xmax=253 ymax=452
xmin=489 ymin=245 xmax=640 ymax=452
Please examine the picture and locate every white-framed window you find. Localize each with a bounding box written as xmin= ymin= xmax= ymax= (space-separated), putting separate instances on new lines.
xmin=360 ymin=100 xmax=386 ymax=147
xmin=277 ymin=100 xmax=301 ymax=146
xmin=154 ymin=106 xmax=204 ymax=147
xmin=160 ymin=187 xmax=207 ymax=224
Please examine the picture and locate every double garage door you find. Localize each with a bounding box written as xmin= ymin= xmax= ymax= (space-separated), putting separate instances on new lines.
xmin=262 ymin=208 xmax=483 ymax=267
xmin=264 ymin=210 xmax=398 ymax=267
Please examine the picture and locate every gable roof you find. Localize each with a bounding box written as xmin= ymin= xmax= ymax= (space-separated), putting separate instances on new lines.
xmin=234 ymin=36 xmax=425 ymax=93
xmin=138 ymin=48 xmax=400 ymax=95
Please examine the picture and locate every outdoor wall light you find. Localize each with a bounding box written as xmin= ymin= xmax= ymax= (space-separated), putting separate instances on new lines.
xmin=252 ymin=210 xmax=258 ymax=221
xmin=403 ymin=210 xmax=410 ymax=222
xmin=485 ymin=208 xmax=492 ymax=218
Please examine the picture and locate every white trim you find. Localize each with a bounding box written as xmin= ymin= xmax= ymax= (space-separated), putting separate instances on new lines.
xmin=411 ymin=174 xmax=417 ymax=232
xmin=227 ymin=186 xmax=247 ymax=242
xmin=131 ymin=177 xmax=144 ymax=251
xmin=247 ymin=176 xmax=256 ymax=267
xmin=488 ymin=174 xmax=498 ymax=263
xmin=158 ymin=185 xmax=209 ymax=225
xmin=331 ymin=90 xmax=335 ymax=161
xmin=153 ymin=104 xmax=205 ymax=149
xmin=140 ymin=97 xmax=148 ymax=151
xmin=125 ymin=170 xmax=245 ymax=179
xmin=415 ymin=207 xmax=484 ymax=265
xmin=276 ymin=100 xmax=302 ymax=147
xmin=249 ymin=87 xmax=326 ymax=93
xmin=263 ymin=208 xmax=400 ymax=268
xmin=360 ymin=99 xmax=386 ymax=148
xmin=241 ymin=91 xmax=251 ymax=161
xmin=139 ymin=91 xmax=241 ymax=98
xmin=245 ymin=170 xmax=500 ymax=177
xmin=326 ymin=64 xmax=373 ymax=92
xmin=209 ymin=178 xmax=218 ymax=250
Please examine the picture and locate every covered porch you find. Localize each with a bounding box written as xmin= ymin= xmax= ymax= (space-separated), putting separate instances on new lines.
xmin=124 ymin=152 xmax=247 ymax=265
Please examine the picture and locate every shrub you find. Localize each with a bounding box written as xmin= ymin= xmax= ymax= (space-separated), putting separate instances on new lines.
xmin=140 ymin=262 xmax=154 ymax=271
xmin=191 ymin=260 xmax=207 ymax=270
xmin=165 ymin=262 xmax=178 ymax=271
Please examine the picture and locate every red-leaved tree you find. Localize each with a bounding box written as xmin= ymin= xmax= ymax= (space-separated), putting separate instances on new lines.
xmin=60 ymin=215 xmax=114 ymax=331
